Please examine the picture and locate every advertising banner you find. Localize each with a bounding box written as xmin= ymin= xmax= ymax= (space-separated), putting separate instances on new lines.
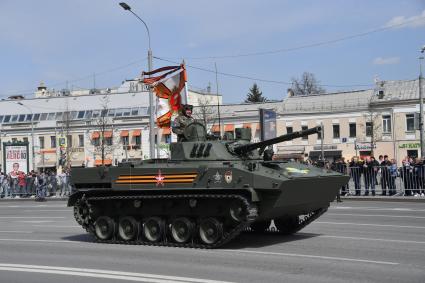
xmin=259 ymin=108 xmax=277 ymax=141
xmin=3 ymin=143 xmax=29 ymax=174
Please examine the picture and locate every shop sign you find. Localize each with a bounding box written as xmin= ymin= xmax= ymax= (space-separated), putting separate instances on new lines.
xmin=3 ymin=143 xmax=29 ymax=174
xmin=313 ymin=145 xmax=337 ymax=150
xmin=355 ymin=143 xmax=376 ymax=150
xmin=399 ymin=143 xmax=420 ymax=149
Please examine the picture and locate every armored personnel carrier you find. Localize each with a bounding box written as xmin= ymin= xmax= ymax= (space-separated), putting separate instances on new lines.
xmin=68 ymin=123 xmax=349 ymax=248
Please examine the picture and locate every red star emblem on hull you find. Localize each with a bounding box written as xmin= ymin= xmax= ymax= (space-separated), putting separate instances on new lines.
xmin=155 ymin=170 xmax=165 ymax=187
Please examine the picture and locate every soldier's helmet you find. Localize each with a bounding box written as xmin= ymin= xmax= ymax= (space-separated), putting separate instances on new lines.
xmin=181 ymin=104 xmax=193 ymax=116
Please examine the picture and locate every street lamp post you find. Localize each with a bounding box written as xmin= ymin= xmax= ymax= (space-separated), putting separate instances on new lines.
xmin=419 ymin=46 xmax=425 ymax=158
xmin=119 ymin=2 xmax=156 ymax=159
xmin=17 ymin=102 xmax=35 ymax=171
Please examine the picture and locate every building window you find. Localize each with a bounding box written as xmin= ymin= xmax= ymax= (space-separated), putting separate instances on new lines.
xmin=165 ymin=134 xmax=171 ymax=144
xmin=349 ymin=123 xmax=356 ymax=138
xmin=50 ymin=136 xmax=56 ymax=148
xmin=135 ymin=135 xmax=141 ymax=145
xmin=122 ymin=136 xmax=129 ymax=145
xmin=23 ymin=137 xmax=28 ymax=143
xmin=93 ymin=138 xmax=100 ymax=146
xmin=286 ymin=126 xmax=293 ymax=134
xmin=105 ymin=137 xmax=113 ymax=146
xmin=406 ymin=114 xmax=415 ymax=132
xmin=78 ymin=135 xmax=84 ymax=147
xmin=366 ymin=122 xmax=372 ymax=137
xmin=317 ymin=129 xmax=322 ymax=140
xmin=67 ymin=135 xmax=73 ymax=148
xmin=301 ymin=126 xmax=308 ymax=140
xmin=333 ymin=124 xmax=340 ymax=139
xmin=39 ymin=137 xmax=45 ymax=149
xmin=382 ymin=115 xmax=391 ymax=133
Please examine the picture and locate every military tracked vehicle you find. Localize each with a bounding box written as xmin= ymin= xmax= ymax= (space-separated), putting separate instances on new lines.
xmin=68 ymin=123 xmax=349 ymax=248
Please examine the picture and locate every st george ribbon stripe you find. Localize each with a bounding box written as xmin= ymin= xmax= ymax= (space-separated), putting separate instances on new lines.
xmin=0 ymin=263 xmax=235 ymax=283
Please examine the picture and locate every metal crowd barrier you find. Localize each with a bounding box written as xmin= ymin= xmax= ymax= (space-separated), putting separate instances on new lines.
xmin=335 ymin=165 xmax=425 ymax=196
xmin=0 ymin=179 xmax=73 ymax=199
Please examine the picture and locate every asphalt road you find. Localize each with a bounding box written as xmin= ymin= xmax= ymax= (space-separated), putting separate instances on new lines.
xmin=0 ymin=200 xmax=424 ymax=283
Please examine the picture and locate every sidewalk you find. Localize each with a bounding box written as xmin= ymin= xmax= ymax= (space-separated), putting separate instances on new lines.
xmin=0 ymin=197 xmax=68 ymax=202
xmin=341 ymin=195 xmax=425 ymax=202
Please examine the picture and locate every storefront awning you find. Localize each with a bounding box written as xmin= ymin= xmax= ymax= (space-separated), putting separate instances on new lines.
xmin=224 ymin=124 xmax=234 ymax=132
xmin=103 ymin=131 xmax=113 ymax=138
xmin=120 ymin=130 xmax=129 ymax=137
xmin=132 ymin=129 xmax=141 ymax=136
xmin=211 ymin=125 xmax=220 ymax=132
xmin=92 ymin=131 xmax=100 ymax=139
xmin=94 ymin=159 xmax=112 ymax=166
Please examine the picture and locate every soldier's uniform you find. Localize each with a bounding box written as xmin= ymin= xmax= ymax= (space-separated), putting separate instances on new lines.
xmin=172 ymin=105 xmax=195 ymax=141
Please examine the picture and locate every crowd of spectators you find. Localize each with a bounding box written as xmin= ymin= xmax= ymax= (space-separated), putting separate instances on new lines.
xmin=331 ymin=155 xmax=425 ymax=197
xmin=0 ymin=169 xmax=71 ymax=199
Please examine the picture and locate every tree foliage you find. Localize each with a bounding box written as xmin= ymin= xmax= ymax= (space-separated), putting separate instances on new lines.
xmin=245 ymin=83 xmax=267 ymax=103
xmin=290 ymin=72 xmax=326 ymax=96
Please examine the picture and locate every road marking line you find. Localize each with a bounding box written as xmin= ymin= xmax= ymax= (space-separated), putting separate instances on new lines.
xmin=221 ymin=250 xmax=398 ymax=265
xmin=0 ymin=231 xmax=32 ymax=234
xmin=316 ymin=221 xmax=425 ymax=229
xmin=0 ymin=219 xmax=65 ymax=221
xmin=0 ymin=264 xmax=234 ymax=283
xmin=23 ymin=210 xmax=69 ymax=212
xmin=333 ymin=207 xmax=425 ymax=212
xmin=31 ymin=225 xmax=80 ymax=228
xmin=0 ymin=238 xmax=72 ymax=244
xmin=328 ymin=213 xmax=425 ymax=219
xmin=316 ymin=235 xmax=425 ymax=244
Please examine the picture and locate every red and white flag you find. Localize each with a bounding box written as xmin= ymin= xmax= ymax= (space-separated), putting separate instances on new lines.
xmin=142 ymin=64 xmax=187 ymax=128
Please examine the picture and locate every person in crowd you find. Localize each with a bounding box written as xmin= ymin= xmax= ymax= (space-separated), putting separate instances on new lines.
xmin=363 ymin=156 xmax=379 ymax=196
xmin=49 ymin=171 xmax=58 ymax=197
xmin=18 ymin=171 xmax=27 ymax=197
xmin=36 ymin=171 xmax=47 ymax=201
xmin=380 ymin=155 xmax=392 ymax=196
xmin=413 ymin=157 xmax=425 ymax=197
xmin=389 ymin=159 xmax=398 ymax=196
xmin=2 ymin=174 xmax=11 ymax=198
xmin=401 ymin=156 xmax=415 ymax=196
xmin=333 ymin=158 xmax=349 ymax=197
xmin=349 ymin=156 xmax=362 ymax=196
xmin=0 ymin=172 xmax=4 ymax=198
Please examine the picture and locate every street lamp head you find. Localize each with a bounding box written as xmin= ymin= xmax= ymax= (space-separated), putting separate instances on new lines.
xmin=421 ymin=45 xmax=425 ymax=53
xmin=119 ymin=2 xmax=131 ymax=11
xmin=17 ymin=102 xmax=23 ymax=106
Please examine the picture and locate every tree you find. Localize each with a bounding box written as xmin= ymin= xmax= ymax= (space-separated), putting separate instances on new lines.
xmin=193 ymin=97 xmax=217 ymax=128
xmin=361 ymin=103 xmax=382 ymax=156
xmin=88 ymin=96 xmax=119 ymax=166
xmin=245 ymin=83 xmax=267 ymax=103
xmin=290 ymin=72 xmax=326 ymax=96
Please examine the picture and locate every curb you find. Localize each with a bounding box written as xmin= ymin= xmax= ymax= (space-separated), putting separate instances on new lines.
xmin=0 ymin=197 xmax=68 ymax=202
xmin=340 ymin=196 xmax=425 ymax=203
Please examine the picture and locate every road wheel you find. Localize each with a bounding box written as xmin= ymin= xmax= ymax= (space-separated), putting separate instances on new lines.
xmin=229 ymin=201 xmax=245 ymax=222
xmin=118 ymin=216 xmax=139 ymax=241
xmin=143 ymin=217 xmax=164 ymax=242
xmin=94 ymin=216 xmax=115 ymax=240
xmin=274 ymin=216 xmax=300 ymax=235
xmin=199 ymin=217 xmax=223 ymax=245
xmin=250 ymin=220 xmax=271 ymax=232
xmin=170 ymin=217 xmax=194 ymax=243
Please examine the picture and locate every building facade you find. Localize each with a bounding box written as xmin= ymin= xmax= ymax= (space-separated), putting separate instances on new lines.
xmin=1 ymin=78 xmax=424 ymax=173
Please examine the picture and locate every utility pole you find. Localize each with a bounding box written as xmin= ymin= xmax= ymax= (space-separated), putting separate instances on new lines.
xmin=419 ymin=46 xmax=425 ymax=157
xmin=119 ymin=2 xmax=156 ymax=159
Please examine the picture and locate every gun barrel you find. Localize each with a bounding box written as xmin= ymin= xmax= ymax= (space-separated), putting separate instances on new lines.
xmin=234 ymin=126 xmax=321 ymax=154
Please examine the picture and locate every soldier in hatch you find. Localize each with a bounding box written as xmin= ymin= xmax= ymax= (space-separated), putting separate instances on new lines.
xmin=172 ymin=104 xmax=195 ymax=141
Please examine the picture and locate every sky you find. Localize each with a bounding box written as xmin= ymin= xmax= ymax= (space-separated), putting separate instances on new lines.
xmin=0 ymin=0 xmax=424 ymax=103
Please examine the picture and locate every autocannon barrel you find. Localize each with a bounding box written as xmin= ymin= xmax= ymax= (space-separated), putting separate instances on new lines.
xmin=234 ymin=126 xmax=322 ymax=155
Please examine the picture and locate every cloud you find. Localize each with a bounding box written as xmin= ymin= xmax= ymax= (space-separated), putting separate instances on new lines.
xmin=385 ymin=9 xmax=425 ymax=28
xmin=373 ymin=57 xmax=400 ymax=65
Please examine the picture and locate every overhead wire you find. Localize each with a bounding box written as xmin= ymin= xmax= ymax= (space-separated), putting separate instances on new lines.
xmin=160 ymin=15 xmax=425 ymax=60
xmin=154 ymin=56 xmax=374 ymax=88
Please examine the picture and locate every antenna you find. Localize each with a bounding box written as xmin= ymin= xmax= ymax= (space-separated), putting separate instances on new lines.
xmin=214 ymin=62 xmax=222 ymax=138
